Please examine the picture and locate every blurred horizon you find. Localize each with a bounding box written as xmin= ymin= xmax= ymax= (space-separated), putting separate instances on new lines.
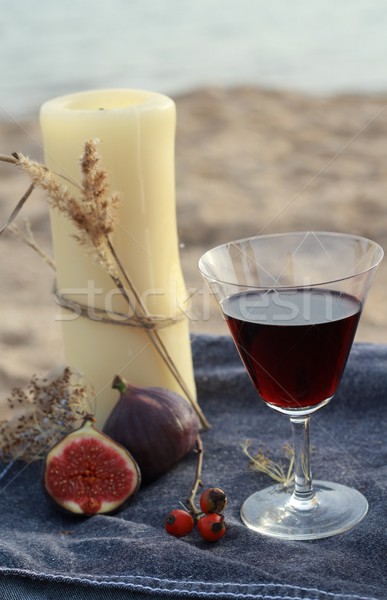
xmin=1 ymin=0 xmax=387 ymax=383
xmin=1 ymin=0 xmax=387 ymax=121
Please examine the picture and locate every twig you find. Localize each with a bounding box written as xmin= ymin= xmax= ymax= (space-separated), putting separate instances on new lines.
xmin=10 ymin=220 xmax=56 ymax=271
xmin=0 ymin=154 xmax=18 ymax=165
xmin=107 ymin=238 xmax=210 ymax=429
xmin=0 ymin=182 xmax=34 ymax=237
xmin=186 ymin=434 xmax=204 ymax=516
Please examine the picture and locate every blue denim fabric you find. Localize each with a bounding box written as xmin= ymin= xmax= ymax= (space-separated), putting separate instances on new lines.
xmin=0 ymin=335 xmax=386 ymax=600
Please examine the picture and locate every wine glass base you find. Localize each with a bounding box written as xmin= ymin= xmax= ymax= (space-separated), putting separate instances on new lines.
xmin=240 ymin=480 xmax=368 ymax=540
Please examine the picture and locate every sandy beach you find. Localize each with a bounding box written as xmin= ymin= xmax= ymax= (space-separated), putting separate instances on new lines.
xmin=0 ymin=86 xmax=387 ymax=400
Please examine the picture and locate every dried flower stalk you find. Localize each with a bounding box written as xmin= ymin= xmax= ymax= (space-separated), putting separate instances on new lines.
xmin=16 ymin=143 xmax=120 ymax=278
xmin=242 ymin=440 xmax=295 ymax=488
xmin=186 ymin=434 xmax=204 ymax=516
xmin=0 ymin=367 xmax=92 ymax=463
xmin=10 ymin=221 xmax=56 ymax=271
xmin=0 ymin=143 xmax=209 ymax=429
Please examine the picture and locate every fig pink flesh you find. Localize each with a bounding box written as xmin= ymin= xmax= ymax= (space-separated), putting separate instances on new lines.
xmin=45 ymin=437 xmax=137 ymax=514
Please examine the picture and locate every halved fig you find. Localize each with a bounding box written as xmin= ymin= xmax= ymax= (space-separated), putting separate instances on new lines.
xmin=44 ymin=418 xmax=141 ymax=516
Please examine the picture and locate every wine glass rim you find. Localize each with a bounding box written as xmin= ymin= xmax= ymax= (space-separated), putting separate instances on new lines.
xmin=198 ymin=230 xmax=384 ymax=289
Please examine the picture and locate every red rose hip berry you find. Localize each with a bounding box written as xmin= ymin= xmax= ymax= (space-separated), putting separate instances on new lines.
xmin=197 ymin=513 xmax=226 ymax=542
xmin=165 ymin=509 xmax=195 ymax=537
xmin=199 ymin=487 xmax=227 ymax=514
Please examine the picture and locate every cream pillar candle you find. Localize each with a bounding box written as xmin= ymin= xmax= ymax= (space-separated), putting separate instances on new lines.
xmin=40 ymin=89 xmax=197 ymax=428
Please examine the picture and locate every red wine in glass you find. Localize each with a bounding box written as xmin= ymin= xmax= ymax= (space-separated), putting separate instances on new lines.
xmin=200 ymin=232 xmax=382 ymax=539
xmin=222 ymin=288 xmax=361 ymax=411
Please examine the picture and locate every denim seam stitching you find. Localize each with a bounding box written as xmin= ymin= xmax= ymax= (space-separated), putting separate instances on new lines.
xmin=0 ymin=568 xmax=379 ymax=600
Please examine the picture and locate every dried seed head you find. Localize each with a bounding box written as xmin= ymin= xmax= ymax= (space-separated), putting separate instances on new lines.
xmin=0 ymin=367 xmax=93 ymax=463
xmin=16 ymin=140 xmax=120 ymax=276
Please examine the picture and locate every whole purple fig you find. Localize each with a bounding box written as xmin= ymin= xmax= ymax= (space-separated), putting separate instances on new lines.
xmin=103 ymin=376 xmax=200 ymax=483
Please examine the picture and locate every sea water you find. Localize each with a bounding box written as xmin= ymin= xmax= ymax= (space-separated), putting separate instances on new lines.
xmin=0 ymin=0 xmax=387 ymax=119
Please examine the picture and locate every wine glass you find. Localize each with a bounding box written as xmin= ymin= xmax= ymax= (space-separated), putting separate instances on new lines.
xmin=199 ymin=231 xmax=383 ymax=540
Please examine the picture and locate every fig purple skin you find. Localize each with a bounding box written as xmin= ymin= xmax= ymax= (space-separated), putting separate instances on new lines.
xmin=103 ymin=377 xmax=200 ymax=483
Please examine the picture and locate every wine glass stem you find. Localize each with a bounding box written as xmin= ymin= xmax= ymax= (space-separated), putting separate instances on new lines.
xmin=290 ymin=416 xmax=317 ymax=510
